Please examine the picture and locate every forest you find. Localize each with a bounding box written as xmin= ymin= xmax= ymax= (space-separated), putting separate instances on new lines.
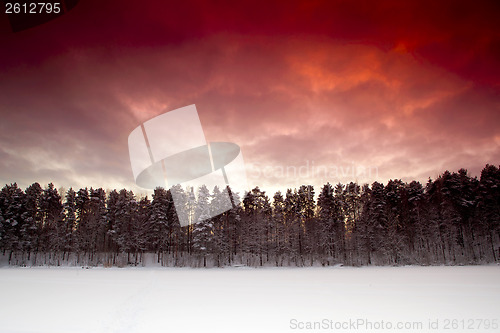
xmin=0 ymin=164 xmax=498 ymax=267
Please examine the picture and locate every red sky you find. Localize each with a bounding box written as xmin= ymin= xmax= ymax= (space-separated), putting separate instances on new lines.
xmin=0 ymin=0 xmax=499 ymax=196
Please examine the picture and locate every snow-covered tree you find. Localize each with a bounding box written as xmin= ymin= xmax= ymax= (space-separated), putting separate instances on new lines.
xmin=0 ymin=183 xmax=27 ymax=263
xmin=23 ymin=182 xmax=43 ymax=257
xmin=192 ymin=185 xmax=214 ymax=266
xmin=317 ymin=183 xmax=343 ymax=264
xmin=62 ymin=188 xmax=77 ymax=257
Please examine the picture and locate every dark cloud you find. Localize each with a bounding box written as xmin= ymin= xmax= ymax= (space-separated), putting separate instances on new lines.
xmin=0 ymin=0 xmax=498 ymax=192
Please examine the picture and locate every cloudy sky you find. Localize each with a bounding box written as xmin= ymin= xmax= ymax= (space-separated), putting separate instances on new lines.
xmin=0 ymin=0 xmax=499 ymax=196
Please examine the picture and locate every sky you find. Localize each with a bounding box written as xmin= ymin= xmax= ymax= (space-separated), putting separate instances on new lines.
xmin=0 ymin=0 xmax=499 ymax=197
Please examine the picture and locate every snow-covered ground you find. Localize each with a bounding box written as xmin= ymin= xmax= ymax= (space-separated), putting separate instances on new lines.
xmin=0 ymin=265 xmax=499 ymax=333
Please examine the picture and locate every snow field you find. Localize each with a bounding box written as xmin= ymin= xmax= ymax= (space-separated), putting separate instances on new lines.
xmin=0 ymin=265 xmax=499 ymax=333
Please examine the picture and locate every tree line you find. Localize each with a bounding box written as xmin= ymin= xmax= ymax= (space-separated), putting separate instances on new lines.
xmin=0 ymin=164 xmax=498 ymax=267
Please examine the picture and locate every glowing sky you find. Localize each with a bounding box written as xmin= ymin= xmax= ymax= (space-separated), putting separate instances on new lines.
xmin=1 ymin=0 xmax=499 ymax=195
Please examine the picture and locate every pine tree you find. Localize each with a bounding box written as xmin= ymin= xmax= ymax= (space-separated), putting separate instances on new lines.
xmin=40 ymin=184 xmax=63 ymax=261
xmin=425 ymin=177 xmax=449 ymax=263
xmin=317 ymin=183 xmax=335 ymax=259
xmin=210 ymin=186 xmax=229 ymax=267
xmin=74 ymin=188 xmax=90 ymax=260
xmin=343 ymin=182 xmax=360 ymax=265
xmin=87 ymin=188 xmax=107 ymax=259
xmin=105 ymin=189 xmax=120 ymax=254
xmin=131 ymin=196 xmax=151 ymax=264
xmin=298 ymin=185 xmax=316 ymax=265
xmin=284 ymin=188 xmax=300 ymax=265
xmin=272 ymin=191 xmax=286 ymax=266
xmin=112 ymin=189 xmax=137 ymax=262
xmin=406 ymin=181 xmax=429 ymax=263
xmin=333 ymin=183 xmax=347 ymax=263
xmin=476 ymin=164 xmax=500 ymax=261
xmin=150 ymin=187 xmax=167 ymax=256
xmin=225 ymin=186 xmax=242 ymax=265
xmin=23 ymin=182 xmax=43 ymax=258
xmin=0 ymin=183 xmax=27 ymax=263
xmin=384 ymin=179 xmax=406 ymax=264
xmin=192 ymin=185 xmax=213 ymax=267
xmin=62 ymin=188 xmax=77 ymax=258
xmin=356 ymin=184 xmax=373 ymax=265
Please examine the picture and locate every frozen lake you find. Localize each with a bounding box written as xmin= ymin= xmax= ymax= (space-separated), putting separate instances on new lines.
xmin=0 ymin=265 xmax=499 ymax=333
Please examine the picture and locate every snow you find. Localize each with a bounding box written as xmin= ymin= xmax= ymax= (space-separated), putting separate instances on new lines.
xmin=0 ymin=265 xmax=499 ymax=333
